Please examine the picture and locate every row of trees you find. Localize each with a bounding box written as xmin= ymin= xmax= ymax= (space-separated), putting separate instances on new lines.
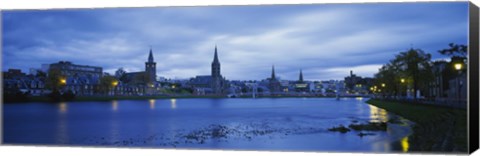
xmin=373 ymin=43 xmax=467 ymax=100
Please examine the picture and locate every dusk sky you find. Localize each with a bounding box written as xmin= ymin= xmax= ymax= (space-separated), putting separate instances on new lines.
xmin=2 ymin=2 xmax=469 ymax=81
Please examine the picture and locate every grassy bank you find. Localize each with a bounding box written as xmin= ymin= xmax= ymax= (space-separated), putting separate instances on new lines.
xmin=366 ymin=99 xmax=467 ymax=152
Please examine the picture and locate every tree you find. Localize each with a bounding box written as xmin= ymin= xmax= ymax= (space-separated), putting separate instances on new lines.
xmin=36 ymin=70 xmax=47 ymax=78
xmin=438 ymin=43 xmax=467 ymax=58
xmin=391 ymin=48 xmax=433 ymax=100
xmin=115 ymin=68 xmax=127 ymax=82
xmin=99 ymin=75 xmax=118 ymax=95
xmin=46 ymin=68 xmax=65 ymax=91
xmin=374 ymin=63 xmax=399 ymax=98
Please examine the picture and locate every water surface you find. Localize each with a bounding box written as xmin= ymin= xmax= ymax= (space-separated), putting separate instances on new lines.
xmin=3 ymin=98 xmax=411 ymax=152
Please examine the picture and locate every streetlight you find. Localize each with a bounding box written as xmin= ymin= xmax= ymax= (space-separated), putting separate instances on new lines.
xmin=381 ymin=83 xmax=386 ymax=87
xmin=454 ymin=63 xmax=463 ymax=107
xmin=454 ymin=63 xmax=462 ymax=71
xmin=112 ymin=81 xmax=118 ymax=96
xmin=59 ymin=78 xmax=67 ymax=92
xmin=60 ymin=78 xmax=66 ymax=85
xmin=400 ymin=78 xmax=405 ymax=99
xmin=112 ymin=81 xmax=118 ymax=87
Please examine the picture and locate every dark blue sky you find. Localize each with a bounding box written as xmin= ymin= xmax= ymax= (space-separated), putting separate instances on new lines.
xmin=2 ymin=2 xmax=469 ymax=81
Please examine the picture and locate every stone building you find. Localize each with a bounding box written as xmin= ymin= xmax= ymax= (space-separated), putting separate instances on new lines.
xmin=49 ymin=61 xmax=103 ymax=94
xmin=118 ymin=48 xmax=158 ymax=95
xmin=295 ymin=69 xmax=308 ymax=92
xmin=268 ymin=65 xmax=281 ymax=94
xmin=49 ymin=61 xmax=103 ymax=78
xmin=190 ymin=46 xmax=227 ymax=95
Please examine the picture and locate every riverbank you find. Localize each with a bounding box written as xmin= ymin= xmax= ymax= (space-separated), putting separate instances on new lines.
xmin=366 ymin=99 xmax=467 ymax=153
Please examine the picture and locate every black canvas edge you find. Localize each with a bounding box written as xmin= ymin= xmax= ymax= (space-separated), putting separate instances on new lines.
xmin=468 ymin=1 xmax=479 ymax=154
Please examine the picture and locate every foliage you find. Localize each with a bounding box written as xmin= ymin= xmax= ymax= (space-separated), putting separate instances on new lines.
xmin=3 ymin=89 xmax=30 ymax=103
xmin=374 ymin=48 xmax=433 ymax=99
xmin=47 ymin=89 xmax=62 ymax=102
xmin=62 ymin=90 xmax=76 ymax=101
xmin=45 ymin=68 xmax=65 ymax=91
xmin=35 ymin=70 xmax=47 ymax=78
xmin=99 ymin=75 xmax=118 ymax=95
xmin=438 ymin=43 xmax=467 ymax=58
xmin=115 ymin=67 xmax=128 ymax=82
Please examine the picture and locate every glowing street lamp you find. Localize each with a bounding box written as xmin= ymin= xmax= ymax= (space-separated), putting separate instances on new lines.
xmin=401 ymin=78 xmax=405 ymax=83
xmin=381 ymin=83 xmax=386 ymax=87
xmin=60 ymin=78 xmax=67 ymax=85
xmin=112 ymin=81 xmax=118 ymax=87
xmin=454 ymin=63 xmax=462 ymax=71
xmin=111 ymin=81 xmax=119 ymax=96
xmin=454 ymin=63 xmax=463 ymax=107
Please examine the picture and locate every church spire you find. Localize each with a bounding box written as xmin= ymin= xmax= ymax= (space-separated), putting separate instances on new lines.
xmin=148 ymin=47 xmax=154 ymax=62
xmin=211 ymin=45 xmax=221 ymax=78
xmin=213 ymin=45 xmax=219 ymax=64
xmin=299 ymin=69 xmax=304 ymax=82
xmin=271 ymin=65 xmax=276 ymax=80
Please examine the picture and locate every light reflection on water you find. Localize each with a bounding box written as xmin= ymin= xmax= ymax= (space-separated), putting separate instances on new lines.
xmin=368 ymin=104 xmax=410 ymax=152
xmin=58 ymin=102 xmax=67 ymax=113
xmin=5 ymin=98 xmax=413 ymax=152
xmin=112 ymin=100 xmax=118 ymax=111
xmin=368 ymin=105 xmax=388 ymax=122
xmin=170 ymin=99 xmax=177 ymax=109
xmin=56 ymin=102 xmax=68 ymax=143
xmin=401 ymin=137 xmax=409 ymax=152
xmin=149 ymin=99 xmax=156 ymax=110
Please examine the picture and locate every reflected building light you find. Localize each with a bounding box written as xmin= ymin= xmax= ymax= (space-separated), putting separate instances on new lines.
xmin=59 ymin=102 xmax=67 ymax=114
xmin=401 ymin=137 xmax=409 ymax=152
xmin=149 ymin=99 xmax=156 ymax=110
xmin=355 ymin=97 xmax=363 ymax=101
xmin=112 ymin=100 xmax=118 ymax=111
xmin=170 ymin=99 xmax=177 ymax=109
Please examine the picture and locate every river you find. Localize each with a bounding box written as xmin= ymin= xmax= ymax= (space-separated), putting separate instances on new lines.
xmin=3 ymin=97 xmax=412 ymax=152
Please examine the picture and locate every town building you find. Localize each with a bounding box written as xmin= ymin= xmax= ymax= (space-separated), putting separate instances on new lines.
xmin=268 ymin=65 xmax=281 ymax=95
xmin=344 ymin=70 xmax=371 ymax=94
xmin=3 ymin=69 xmax=46 ymax=95
xmin=117 ymin=48 xmax=158 ymax=95
xmin=48 ymin=61 xmax=103 ymax=95
xmin=428 ymin=61 xmax=448 ymax=99
xmin=190 ymin=45 xmax=228 ymax=95
xmin=49 ymin=61 xmax=103 ymax=78
xmin=294 ymin=69 xmax=308 ymax=92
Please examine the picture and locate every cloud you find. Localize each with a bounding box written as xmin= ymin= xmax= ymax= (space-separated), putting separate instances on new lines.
xmin=2 ymin=2 xmax=469 ymax=81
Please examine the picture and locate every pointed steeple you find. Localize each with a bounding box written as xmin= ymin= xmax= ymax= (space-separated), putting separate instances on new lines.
xmin=213 ymin=45 xmax=219 ymax=64
xmin=211 ymin=45 xmax=221 ymax=78
xmin=148 ymin=48 xmax=154 ymax=62
xmin=271 ymin=65 xmax=276 ymax=80
xmin=299 ymin=69 xmax=304 ymax=82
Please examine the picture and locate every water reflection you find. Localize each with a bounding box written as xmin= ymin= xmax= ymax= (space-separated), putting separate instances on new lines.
xmin=401 ymin=137 xmax=409 ymax=152
xmin=170 ymin=99 xmax=177 ymax=109
xmin=56 ymin=102 xmax=68 ymax=143
xmin=112 ymin=100 xmax=118 ymax=111
xmin=368 ymin=105 xmax=388 ymax=122
xmin=58 ymin=102 xmax=67 ymax=113
xmin=149 ymin=99 xmax=156 ymax=110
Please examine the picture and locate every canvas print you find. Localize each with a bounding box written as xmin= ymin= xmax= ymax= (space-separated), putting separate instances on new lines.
xmin=1 ymin=2 xmax=472 ymax=154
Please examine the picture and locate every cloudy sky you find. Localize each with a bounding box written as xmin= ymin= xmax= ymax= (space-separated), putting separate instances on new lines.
xmin=2 ymin=2 xmax=469 ymax=81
